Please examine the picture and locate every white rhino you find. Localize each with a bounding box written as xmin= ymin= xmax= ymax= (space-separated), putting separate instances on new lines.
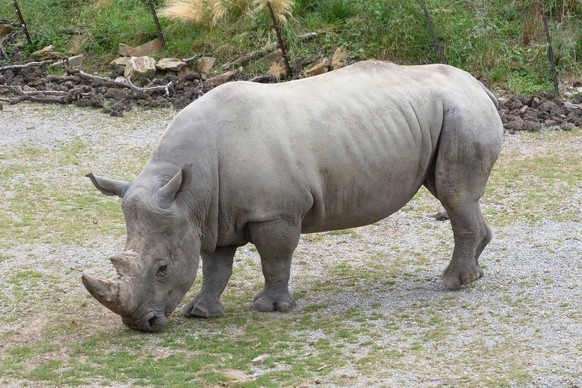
xmin=82 ymin=61 xmax=503 ymax=332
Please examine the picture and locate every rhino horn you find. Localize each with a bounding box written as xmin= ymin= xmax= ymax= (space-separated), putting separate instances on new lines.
xmin=110 ymin=251 xmax=142 ymax=276
xmin=81 ymin=274 xmax=127 ymax=315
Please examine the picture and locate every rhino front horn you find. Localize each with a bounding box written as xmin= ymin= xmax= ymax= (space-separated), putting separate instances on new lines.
xmin=81 ymin=274 xmax=126 ymax=315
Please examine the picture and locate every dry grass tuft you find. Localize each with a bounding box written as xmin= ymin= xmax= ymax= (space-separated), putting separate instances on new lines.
xmin=159 ymin=0 xmax=294 ymax=25
xmin=253 ymin=0 xmax=294 ymax=23
xmin=159 ymin=0 xmax=206 ymax=22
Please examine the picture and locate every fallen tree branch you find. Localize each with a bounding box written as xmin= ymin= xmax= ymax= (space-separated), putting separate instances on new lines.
xmin=66 ymin=67 xmax=173 ymax=96
xmin=29 ymin=75 xmax=80 ymax=87
xmin=0 ymin=60 xmax=54 ymax=72
xmin=0 ymin=85 xmax=67 ymax=96
xmin=114 ymin=76 xmax=174 ymax=96
xmin=222 ymin=31 xmax=323 ymax=70
xmin=222 ymin=42 xmax=278 ymax=69
xmin=1 ymin=95 xmax=67 ymax=104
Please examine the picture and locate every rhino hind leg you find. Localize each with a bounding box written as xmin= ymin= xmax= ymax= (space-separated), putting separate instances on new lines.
xmin=248 ymin=218 xmax=300 ymax=312
xmin=181 ymin=245 xmax=237 ymax=318
xmin=427 ymin=114 xmax=502 ymax=290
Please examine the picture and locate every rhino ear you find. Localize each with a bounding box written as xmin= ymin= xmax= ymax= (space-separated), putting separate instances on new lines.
xmin=158 ymin=164 xmax=192 ymax=204
xmin=86 ymin=173 xmax=130 ymax=198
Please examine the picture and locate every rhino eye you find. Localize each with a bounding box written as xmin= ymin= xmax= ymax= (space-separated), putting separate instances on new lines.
xmin=156 ymin=265 xmax=168 ymax=276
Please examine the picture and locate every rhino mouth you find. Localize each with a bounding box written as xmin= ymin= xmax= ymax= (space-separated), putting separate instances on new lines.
xmin=123 ymin=311 xmax=168 ymax=333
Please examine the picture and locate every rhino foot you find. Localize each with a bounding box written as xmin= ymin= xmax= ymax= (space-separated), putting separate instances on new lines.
xmin=253 ymin=288 xmax=296 ymax=313
xmin=442 ymin=264 xmax=484 ymax=290
xmin=181 ymin=296 xmax=225 ymax=318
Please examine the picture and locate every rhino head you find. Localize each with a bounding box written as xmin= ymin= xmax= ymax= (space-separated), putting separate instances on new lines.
xmin=82 ymin=166 xmax=200 ymax=332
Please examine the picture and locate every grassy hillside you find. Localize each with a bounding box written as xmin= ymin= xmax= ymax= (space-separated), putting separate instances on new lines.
xmin=1 ymin=0 xmax=581 ymax=93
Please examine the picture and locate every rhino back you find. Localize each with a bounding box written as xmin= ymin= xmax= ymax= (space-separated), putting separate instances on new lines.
xmin=152 ymin=61 xmax=499 ymax=242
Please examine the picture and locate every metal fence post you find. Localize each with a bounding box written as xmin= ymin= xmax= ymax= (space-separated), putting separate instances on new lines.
xmin=146 ymin=0 xmax=166 ymax=49
xmin=12 ymin=0 xmax=32 ymax=45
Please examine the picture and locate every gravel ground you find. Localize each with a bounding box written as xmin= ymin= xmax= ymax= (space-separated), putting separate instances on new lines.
xmin=1 ymin=103 xmax=581 ymax=386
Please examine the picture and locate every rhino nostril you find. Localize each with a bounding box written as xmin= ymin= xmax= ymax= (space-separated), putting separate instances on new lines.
xmin=148 ymin=315 xmax=158 ymax=328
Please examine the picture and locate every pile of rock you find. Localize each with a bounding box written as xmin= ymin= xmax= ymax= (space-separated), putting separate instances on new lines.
xmin=109 ymin=38 xmax=237 ymax=86
xmin=498 ymin=91 xmax=582 ymax=132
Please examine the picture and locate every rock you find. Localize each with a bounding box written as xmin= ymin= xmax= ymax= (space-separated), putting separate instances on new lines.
xmin=156 ymin=58 xmax=187 ymax=71
xmin=544 ymin=119 xmax=559 ymax=127
xmin=306 ymin=58 xmax=331 ymax=77
xmin=518 ymin=105 xmax=528 ymax=115
xmin=509 ymin=99 xmax=523 ymax=110
xmin=128 ymin=38 xmax=163 ymax=57
xmin=331 ymin=47 xmax=348 ymax=70
xmin=124 ymin=56 xmax=157 ymax=80
xmin=110 ymin=57 xmax=131 ymax=68
xmin=505 ymin=116 xmax=524 ymax=131
xmin=118 ymin=43 xmax=133 ymax=57
xmin=539 ymin=100 xmax=557 ymax=113
xmin=66 ymin=34 xmax=85 ymax=54
xmin=207 ymin=70 xmax=237 ymax=85
xmin=198 ymin=57 xmax=216 ymax=74
xmin=0 ymin=24 xmax=13 ymax=37
xmin=31 ymin=45 xmax=63 ymax=61
xmin=104 ymin=88 xmax=129 ymax=101
xmin=563 ymin=101 xmax=582 ymax=115
xmin=74 ymin=98 xmax=94 ymax=108
xmin=560 ymin=122 xmax=574 ymax=131
xmin=522 ymin=120 xmax=542 ymax=131
xmin=66 ymin=54 xmax=84 ymax=68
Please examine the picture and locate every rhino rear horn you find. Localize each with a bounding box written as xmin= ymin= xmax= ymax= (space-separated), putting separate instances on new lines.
xmin=110 ymin=251 xmax=142 ymax=276
xmin=86 ymin=173 xmax=130 ymax=198
xmin=157 ymin=164 xmax=192 ymax=205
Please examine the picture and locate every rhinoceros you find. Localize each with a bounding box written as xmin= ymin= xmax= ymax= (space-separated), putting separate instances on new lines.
xmin=82 ymin=61 xmax=503 ymax=332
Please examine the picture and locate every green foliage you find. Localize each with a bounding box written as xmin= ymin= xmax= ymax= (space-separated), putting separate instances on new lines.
xmin=0 ymin=0 xmax=580 ymax=92
xmin=315 ymin=0 xmax=359 ymax=24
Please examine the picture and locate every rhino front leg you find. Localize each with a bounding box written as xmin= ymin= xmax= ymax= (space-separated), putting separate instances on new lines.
xmin=248 ymin=219 xmax=300 ymax=312
xmin=181 ymin=245 xmax=237 ymax=318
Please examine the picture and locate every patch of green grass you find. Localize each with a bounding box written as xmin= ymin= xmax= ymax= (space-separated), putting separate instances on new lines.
xmin=486 ymin=131 xmax=582 ymax=225
xmin=1 ymin=0 xmax=580 ymax=92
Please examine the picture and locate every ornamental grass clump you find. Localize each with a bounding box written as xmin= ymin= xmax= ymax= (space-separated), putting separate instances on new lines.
xmin=159 ymin=0 xmax=294 ymax=26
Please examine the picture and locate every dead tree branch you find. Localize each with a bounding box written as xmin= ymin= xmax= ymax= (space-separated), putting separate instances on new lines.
xmin=65 ymin=67 xmax=173 ymax=96
xmin=222 ymin=43 xmax=278 ymax=69
xmin=0 ymin=60 xmax=54 ymax=72
xmin=0 ymin=85 xmax=67 ymax=96
xmin=0 ymin=85 xmax=68 ymax=104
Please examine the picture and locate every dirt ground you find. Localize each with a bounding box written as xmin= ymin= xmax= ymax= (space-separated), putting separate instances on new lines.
xmin=0 ymin=103 xmax=581 ymax=386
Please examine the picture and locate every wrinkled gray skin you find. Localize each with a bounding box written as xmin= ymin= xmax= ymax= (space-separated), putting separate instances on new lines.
xmin=82 ymin=61 xmax=503 ymax=332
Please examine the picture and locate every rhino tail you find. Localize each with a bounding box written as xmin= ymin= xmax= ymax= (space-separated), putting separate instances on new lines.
xmin=482 ymin=84 xmax=499 ymax=109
